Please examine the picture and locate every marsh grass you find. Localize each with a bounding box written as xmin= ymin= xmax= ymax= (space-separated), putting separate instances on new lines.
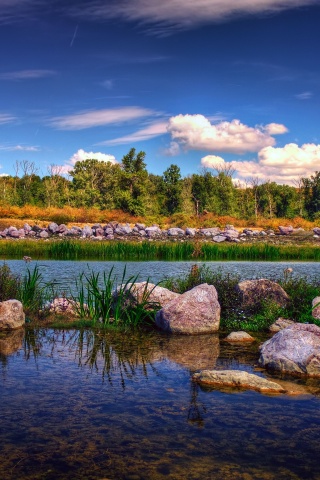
xmin=70 ymin=266 xmax=160 ymax=328
xmin=1 ymin=239 xmax=320 ymax=261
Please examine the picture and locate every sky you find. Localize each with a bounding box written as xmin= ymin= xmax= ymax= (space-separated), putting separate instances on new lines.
xmin=1 ymin=0 xmax=320 ymax=184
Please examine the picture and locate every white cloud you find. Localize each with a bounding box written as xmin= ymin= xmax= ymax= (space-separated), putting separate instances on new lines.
xmin=295 ymin=91 xmax=313 ymax=100
xmin=0 ymin=144 xmax=39 ymax=151
xmin=0 ymin=113 xmax=16 ymax=124
xmin=49 ymin=106 xmax=155 ymax=130
xmin=200 ymin=155 xmax=226 ymax=169
xmin=167 ymin=114 xmax=287 ymax=154
xmin=73 ymin=0 xmax=318 ymax=34
xmin=0 ymin=69 xmax=56 ymax=80
xmin=264 ymin=123 xmax=288 ymax=135
xmin=98 ymin=121 xmax=168 ymax=146
xmin=201 ymin=143 xmax=320 ymax=184
xmin=60 ymin=149 xmax=118 ymax=174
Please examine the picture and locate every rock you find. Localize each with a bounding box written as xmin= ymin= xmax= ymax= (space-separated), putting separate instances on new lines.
xmin=278 ymin=225 xmax=293 ymax=235
xmin=193 ymin=370 xmax=285 ymax=393
xmin=155 ymin=283 xmax=220 ymax=334
xmin=0 ymin=329 xmax=24 ymax=355
xmin=104 ymin=227 xmax=114 ymax=236
xmin=312 ymin=297 xmax=320 ymax=320
xmin=0 ymin=300 xmax=25 ymax=329
xmin=115 ymin=225 xmax=132 ymax=235
xmin=135 ymin=223 xmax=145 ymax=230
xmin=185 ymin=227 xmax=196 ymax=236
xmin=39 ymin=230 xmax=49 ymax=238
xmin=82 ymin=226 xmax=93 ymax=237
xmin=32 ymin=225 xmax=42 ymax=233
xmin=224 ymin=229 xmax=239 ymax=240
xmin=167 ymin=227 xmax=185 ymax=236
xmin=9 ymin=230 xmax=21 ymax=238
xmin=212 ymin=235 xmax=227 ymax=243
xmin=23 ymin=223 xmax=32 ymax=233
xmin=48 ymin=297 xmax=83 ymax=316
xmin=48 ymin=222 xmax=59 ymax=233
xmin=114 ymin=282 xmax=180 ymax=309
xmin=56 ymin=224 xmax=68 ymax=234
xmin=269 ymin=317 xmax=295 ymax=332
xmin=145 ymin=226 xmax=161 ymax=237
xmin=224 ymin=331 xmax=255 ymax=342
xmin=95 ymin=227 xmax=105 ymax=237
xmin=236 ymin=279 xmax=289 ymax=310
xmin=200 ymin=227 xmax=221 ymax=237
xmin=17 ymin=228 xmax=26 ymax=237
xmin=313 ymin=227 xmax=320 ymax=236
xmin=259 ymin=323 xmax=320 ymax=377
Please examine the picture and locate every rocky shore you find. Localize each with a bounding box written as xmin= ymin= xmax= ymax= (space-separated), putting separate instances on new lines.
xmin=1 ymin=221 xmax=320 ymax=243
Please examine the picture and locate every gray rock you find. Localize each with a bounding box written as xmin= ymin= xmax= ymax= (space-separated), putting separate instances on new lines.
xmin=200 ymin=227 xmax=221 ymax=237
xmin=185 ymin=227 xmax=196 ymax=236
xmin=224 ymin=331 xmax=255 ymax=342
xmin=212 ymin=235 xmax=227 ymax=243
xmin=139 ymin=230 xmax=147 ymax=237
xmin=56 ymin=224 xmax=68 ymax=234
xmin=23 ymin=223 xmax=32 ymax=233
xmin=39 ymin=230 xmax=49 ymax=238
xmin=95 ymin=227 xmax=105 ymax=237
xmin=0 ymin=300 xmax=25 ymax=330
xmin=115 ymin=225 xmax=132 ymax=235
xmin=269 ymin=317 xmax=295 ymax=332
xmin=9 ymin=230 xmax=21 ymax=238
xmin=279 ymin=225 xmax=293 ymax=235
xmin=48 ymin=222 xmax=59 ymax=233
xmin=193 ymin=370 xmax=285 ymax=393
xmin=224 ymin=229 xmax=239 ymax=240
xmin=167 ymin=227 xmax=185 ymax=236
xmin=113 ymin=282 xmax=180 ymax=309
xmin=135 ymin=223 xmax=146 ymax=230
xmin=313 ymin=227 xmax=320 ymax=236
xmin=236 ymin=279 xmax=289 ymax=310
xmin=32 ymin=225 xmax=43 ymax=233
xmin=155 ymin=283 xmax=220 ymax=334
xmin=145 ymin=226 xmax=161 ymax=237
xmin=82 ymin=226 xmax=93 ymax=237
xmin=104 ymin=227 xmax=114 ymax=235
xmin=259 ymin=323 xmax=320 ymax=377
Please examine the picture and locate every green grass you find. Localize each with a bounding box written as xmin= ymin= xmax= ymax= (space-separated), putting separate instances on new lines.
xmin=1 ymin=238 xmax=320 ymax=261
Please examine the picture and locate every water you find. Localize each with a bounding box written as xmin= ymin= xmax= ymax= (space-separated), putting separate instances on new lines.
xmin=5 ymin=259 xmax=320 ymax=295
xmin=1 ymin=328 xmax=320 ymax=480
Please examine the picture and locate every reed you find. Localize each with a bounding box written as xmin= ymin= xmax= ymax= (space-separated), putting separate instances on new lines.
xmin=1 ymin=238 xmax=320 ymax=261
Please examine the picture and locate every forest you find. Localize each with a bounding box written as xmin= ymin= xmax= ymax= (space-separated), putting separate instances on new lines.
xmin=1 ymin=148 xmax=319 ymax=223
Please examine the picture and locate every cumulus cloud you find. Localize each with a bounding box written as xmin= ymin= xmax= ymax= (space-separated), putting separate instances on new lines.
xmin=167 ymin=114 xmax=287 ymax=154
xmin=0 ymin=69 xmax=57 ymax=80
xmin=0 ymin=113 xmax=16 ymax=124
xmin=98 ymin=121 xmax=168 ymax=146
xmin=201 ymin=143 xmax=320 ymax=184
xmin=49 ymin=106 xmax=155 ymax=130
xmin=200 ymin=155 xmax=225 ymax=169
xmin=59 ymin=149 xmax=118 ymax=174
xmin=72 ymin=0 xmax=318 ymax=34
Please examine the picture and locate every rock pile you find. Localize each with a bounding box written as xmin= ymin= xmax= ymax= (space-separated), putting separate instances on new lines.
xmin=0 ymin=222 xmax=312 ymax=242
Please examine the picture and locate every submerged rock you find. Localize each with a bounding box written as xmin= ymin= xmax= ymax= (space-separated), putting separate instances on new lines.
xmin=0 ymin=300 xmax=25 ymax=329
xmin=224 ymin=331 xmax=255 ymax=342
xmin=155 ymin=283 xmax=220 ymax=334
xmin=259 ymin=323 xmax=320 ymax=377
xmin=193 ymin=370 xmax=285 ymax=394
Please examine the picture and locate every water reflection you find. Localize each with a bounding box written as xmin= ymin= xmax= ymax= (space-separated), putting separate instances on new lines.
xmin=0 ymin=329 xmax=24 ymax=356
xmin=1 ymin=328 xmax=320 ymax=479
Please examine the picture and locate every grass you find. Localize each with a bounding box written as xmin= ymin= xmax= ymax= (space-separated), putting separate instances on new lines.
xmin=1 ymin=238 xmax=320 ymax=261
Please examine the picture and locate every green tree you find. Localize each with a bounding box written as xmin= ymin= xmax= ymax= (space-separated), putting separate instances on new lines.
xmin=162 ymin=164 xmax=182 ymax=215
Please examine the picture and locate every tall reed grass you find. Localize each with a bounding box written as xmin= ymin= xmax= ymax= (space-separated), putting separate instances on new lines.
xmin=1 ymin=239 xmax=320 ymax=261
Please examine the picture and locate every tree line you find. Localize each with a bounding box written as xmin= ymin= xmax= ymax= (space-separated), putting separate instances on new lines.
xmin=1 ymin=149 xmax=320 ymax=220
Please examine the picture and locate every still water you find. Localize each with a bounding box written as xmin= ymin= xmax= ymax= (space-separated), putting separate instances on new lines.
xmin=5 ymin=260 xmax=320 ymax=295
xmin=1 ymin=328 xmax=320 ymax=480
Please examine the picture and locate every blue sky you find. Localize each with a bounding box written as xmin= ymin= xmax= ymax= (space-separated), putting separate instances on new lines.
xmin=1 ymin=0 xmax=320 ymax=184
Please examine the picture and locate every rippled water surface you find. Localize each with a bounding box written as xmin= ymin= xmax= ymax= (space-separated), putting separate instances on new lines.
xmin=1 ymin=328 xmax=320 ymax=480
xmin=5 ymin=259 xmax=320 ymax=295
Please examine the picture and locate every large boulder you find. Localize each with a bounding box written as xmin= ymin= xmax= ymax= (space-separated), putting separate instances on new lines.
xmin=155 ymin=283 xmax=220 ymax=334
xmin=0 ymin=300 xmax=25 ymax=329
xmin=278 ymin=225 xmax=293 ymax=235
xmin=167 ymin=227 xmax=185 ymax=237
xmin=259 ymin=323 xmax=320 ymax=377
xmin=193 ymin=370 xmax=285 ymax=394
xmin=113 ymin=282 xmax=180 ymax=309
xmin=236 ymin=279 xmax=289 ymax=310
